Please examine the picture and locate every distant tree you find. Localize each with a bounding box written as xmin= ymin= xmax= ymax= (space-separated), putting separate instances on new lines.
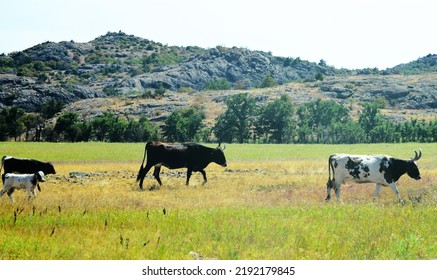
xmin=259 ymin=74 xmax=277 ymax=88
xmin=92 ymin=111 xmax=119 ymax=142
xmin=108 ymin=117 xmax=128 ymax=142
xmin=330 ymin=121 xmax=365 ymax=144
xmin=40 ymin=99 xmax=64 ymax=119
xmin=124 ymin=116 xmax=159 ymax=142
xmin=204 ymin=78 xmax=232 ymax=90
xmin=21 ymin=113 xmax=44 ymax=141
xmin=358 ymin=102 xmax=384 ymax=142
xmin=296 ymin=99 xmax=350 ymax=143
xmin=291 ymin=57 xmax=301 ymax=66
xmin=0 ymin=112 xmax=8 ymax=141
xmin=54 ymin=112 xmax=80 ymax=142
xmin=315 ymin=72 xmax=324 ymax=81
xmin=163 ymin=107 xmax=205 ymax=142
xmin=318 ymin=59 xmax=327 ymax=67
xmin=257 ymin=95 xmax=294 ymax=143
xmin=76 ymin=122 xmax=93 ymax=142
xmin=283 ymin=57 xmax=293 ymax=67
xmin=213 ymin=93 xmax=256 ymax=143
xmin=0 ymin=106 xmax=26 ymax=141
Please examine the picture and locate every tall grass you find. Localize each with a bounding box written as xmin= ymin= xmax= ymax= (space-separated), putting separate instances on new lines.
xmin=0 ymin=142 xmax=436 ymax=259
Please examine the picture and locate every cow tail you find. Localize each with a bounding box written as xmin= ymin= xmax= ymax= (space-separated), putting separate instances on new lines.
xmin=137 ymin=142 xmax=148 ymax=182
xmin=328 ymin=155 xmax=335 ymax=184
xmin=140 ymin=143 xmax=148 ymax=168
xmin=0 ymin=156 xmax=5 ymax=174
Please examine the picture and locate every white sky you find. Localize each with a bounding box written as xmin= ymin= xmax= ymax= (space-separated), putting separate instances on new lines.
xmin=0 ymin=0 xmax=436 ymax=69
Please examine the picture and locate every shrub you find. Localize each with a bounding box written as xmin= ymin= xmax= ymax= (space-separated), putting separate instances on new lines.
xmin=259 ymin=75 xmax=277 ymax=88
xmin=204 ymin=78 xmax=231 ymax=90
xmin=315 ymin=72 xmax=324 ymax=81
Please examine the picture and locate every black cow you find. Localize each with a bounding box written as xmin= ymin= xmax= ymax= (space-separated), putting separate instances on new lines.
xmin=136 ymin=141 xmax=227 ymax=190
xmin=1 ymin=156 xmax=56 ymax=191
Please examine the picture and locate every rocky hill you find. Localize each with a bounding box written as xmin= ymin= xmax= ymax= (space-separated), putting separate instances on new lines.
xmin=0 ymin=31 xmax=436 ymax=123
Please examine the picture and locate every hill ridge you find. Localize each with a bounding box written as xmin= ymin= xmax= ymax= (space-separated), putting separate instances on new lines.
xmin=0 ymin=31 xmax=436 ymax=122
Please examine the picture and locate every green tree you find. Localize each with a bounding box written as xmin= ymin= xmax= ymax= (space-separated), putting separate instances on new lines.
xmin=92 ymin=111 xmax=119 ymax=142
xmin=296 ymin=99 xmax=350 ymax=143
xmin=21 ymin=113 xmax=44 ymax=141
xmin=257 ymin=95 xmax=294 ymax=143
xmin=213 ymin=93 xmax=256 ymax=143
xmin=108 ymin=117 xmax=128 ymax=142
xmin=259 ymin=74 xmax=277 ymax=88
xmin=0 ymin=111 xmax=8 ymax=141
xmin=0 ymin=106 xmax=26 ymax=141
xmin=330 ymin=121 xmax=365 ymax=144
xmin=40 ymin=99 xmax=64 ymax=119
xmin=76 ymin=121 xmax=93 ymax=142
xmin=54 ymin=112 xmax=80 ymax=142
xmin=162 ymin=107 xmax=205 ymax=142
xmin=124 ymin=116 xmax=159 ymax=142
xmin=358 ymin=102 xmax=384 ymax=142
xmin=204 ymin=78 xmax=232 ymax=90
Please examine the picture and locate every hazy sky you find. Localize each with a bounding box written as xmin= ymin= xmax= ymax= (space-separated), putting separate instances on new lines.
xmin=1 ymin=0 xmax=436 ymax=69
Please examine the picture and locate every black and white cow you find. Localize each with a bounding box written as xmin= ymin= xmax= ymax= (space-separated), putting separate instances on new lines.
xmin=0 ymin=171 xmax=46 ymax=202
xmin=326 ymin=149 xmax=422 ymax=203
xmin=1 ymin=156 xmax=55 ymax=191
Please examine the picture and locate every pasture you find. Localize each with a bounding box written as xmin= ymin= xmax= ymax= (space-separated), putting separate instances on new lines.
xmin=0 ymin=142 xmax=436 ymax=260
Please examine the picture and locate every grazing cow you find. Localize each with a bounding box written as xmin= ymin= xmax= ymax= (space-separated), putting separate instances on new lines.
xmin=137 ymin=141 xmax=227 ymax=190
xmin=0 ymin=171 xmax=45 ymax=202
xmin=1 ymin=156 xmax=56 ymax=176
xmin=1 ymin=156 xmax=55 ymax=191
xmin=326 ymin=149 xmax=422 ymax=203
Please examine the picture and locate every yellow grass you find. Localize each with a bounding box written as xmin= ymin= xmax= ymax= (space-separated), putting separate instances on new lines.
xmin=0 ymin=143 xmax=436 ymax=259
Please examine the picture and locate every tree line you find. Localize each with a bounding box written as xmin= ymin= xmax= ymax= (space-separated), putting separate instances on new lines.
xmin=212 ymin=94 xmax=437 ymax=144
xmin=2 ymin=93 xmax=437 ymax=143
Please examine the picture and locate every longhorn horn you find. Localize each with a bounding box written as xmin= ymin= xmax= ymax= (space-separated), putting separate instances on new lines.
xmin=412 ymin=149 xmax=422 ymax=161
xmin=217 ymin=142 xmax=226 ymax=151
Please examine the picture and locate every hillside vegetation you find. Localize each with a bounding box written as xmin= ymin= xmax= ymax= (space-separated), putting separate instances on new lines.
xmin=1 ymin=31 xmax=437 ymax=142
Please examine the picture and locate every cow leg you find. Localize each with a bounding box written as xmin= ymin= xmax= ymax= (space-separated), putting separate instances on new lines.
xmin=138 ymin=164 xmax=154 ymax=190
xmin=200 ymin=170 xmax=207 ymax=185
xmin=334 ymin=182 xmax=341 ymax=201
xmin=186 ymin=168 xmax=193 ymax=185
xmin=0 ymin=187 xmax=12 ymax=199
xmin=373 ymin=184 xmax=382 ymax=200
xmin=153 ymin=166 xmax=162 ymax=186
xmin=7 ymin=189 xmax=15 ymax=202
xmin=389 ymin=182 xmax=404 ymax=204
xmin=31 ymin=186 xmax=37 ymax=199
xmin=26 ymin=188 xmax=33 ymax=201
xmin=325 ymin=179 xmax=334 ymax=201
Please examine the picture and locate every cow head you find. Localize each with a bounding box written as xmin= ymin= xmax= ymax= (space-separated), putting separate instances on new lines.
xmin=406 ymin=149 xmax=422 ymax=180
xmin=44 ymin=162 xmax=56 ymax=175
xmin=36 ymin=171 xmax=46 ymax=182
xmin=31 ymin=171 xmax=46 ymax=186
xmin=213 ymin=143 xmax=227 ymax=167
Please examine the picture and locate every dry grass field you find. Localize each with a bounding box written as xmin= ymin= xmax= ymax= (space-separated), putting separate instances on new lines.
xmin=0 ymin=142 xmax=436 ymax=259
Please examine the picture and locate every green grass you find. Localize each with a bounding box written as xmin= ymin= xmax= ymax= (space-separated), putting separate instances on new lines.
xmin=1 ymin=142 xmax=433 ymax=161
xmin=0 ymin=142 xmax=144 ymax=162
xmin=0 ymin=142 xmax=436 ymax=260
xmin=1 ymin=205 xmax=435 ymax=259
